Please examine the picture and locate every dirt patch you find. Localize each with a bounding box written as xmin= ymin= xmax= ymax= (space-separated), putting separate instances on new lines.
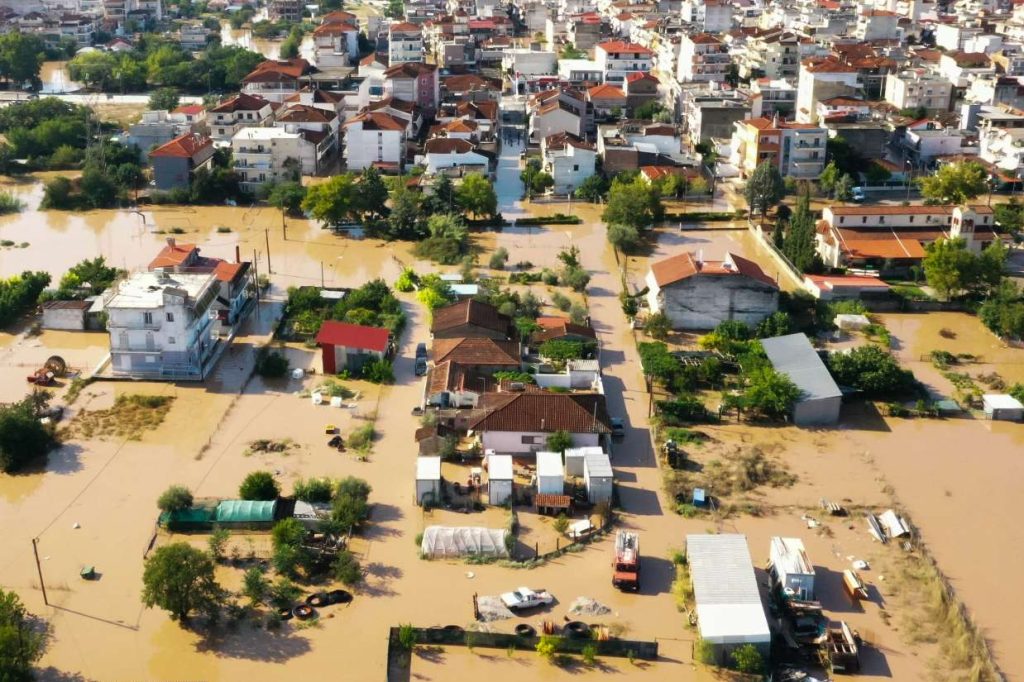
xmin=476 ymin=595 xmax=515 ymax=622
xmin=245 ymin=438 xmax=297 ymax=456
xmin=567 ymin=596 xmax=611 ymax=617
xmin=63 ymin=394 xmax=174 ymax=440
xmin=663 ymin=443 xmax=796 ymax=514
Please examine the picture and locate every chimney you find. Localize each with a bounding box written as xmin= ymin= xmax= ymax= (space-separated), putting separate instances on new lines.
xmin=166 ymin=237 xmax=176 ymax=248
xmin=235 ymin=245 xmax=241 ymax=263
xmin=696 ymin=249 xmax=704 ymax=265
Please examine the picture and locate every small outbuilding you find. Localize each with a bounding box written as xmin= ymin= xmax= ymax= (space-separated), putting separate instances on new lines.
xmin=535 ymin=450 xmax=565 ymax=496
xmin=316 ymin=321 xmax=390 ymax=374
xmin=416 ymin=456 xmax=442 ymax=506
xmin=769 ymin=536 xmax=816 ymax=601
xmin=564 ymin=445 xmax=603 ymax=476
xmin=686 ymin=533 xmax=771 ymax=664
xmin=761 ymin=333 xmax=842 ymax=426
xmin=487 ymin=453 xmax=514 ymax=505
xmin=583 ymin=450 xmax=613 ymax=504
xmin=41 ymin=300 xmax=92 ymax=330
xmin=982 ymin=394 xmax=1024 ymax=421
xmin=214 ymin=499 xmax=278 ymax=529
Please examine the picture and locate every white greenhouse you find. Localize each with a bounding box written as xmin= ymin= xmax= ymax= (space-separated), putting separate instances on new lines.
xmin=420 ymin=526 xmax=510 ymax=558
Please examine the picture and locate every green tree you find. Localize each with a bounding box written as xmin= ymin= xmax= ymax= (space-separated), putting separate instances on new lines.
xmin=633 ymin=101 xmax=663 ymax=119
xmin=576 ymin=173 xmax=609 ymax=202
xmin=423 ymin=172 xmax=455 ymax=214
xmin=384 ymin=0 xmax=404 ymax=18
xmin=994 ymin=198 xmax=1024 ymax=234
xmin=141 ymin=543 xmax=223 ymax=622
xmin=358 ymin=166 xmax=390 ymax=220
xmin=68 ymin=50 xmax=117 ymax=89
xmin=0 ymin=589 xmax=45 ymax=681
xmin=918 ymin=161 xmax=988 ymax=204
xmin=864 ymin=161 xmax=892 ymax=186
xmin=267 ymin=180 xmax=307 ymax=216
xmin=744 ymin=161 xmax=785 ymax=225
xmin=539 ymin=339 xmax=584 ymax=362
xmin=607 ymin=222 xmax=641 ymax=252
xmin=979 ymin=280 xmax=1024 ymax=339
xmin=645 ymin=311 xmax=671 ymax=340
xmin=279 ymin=26 xmax=303 ymax=59
xmin=0 ymin=32 xmax=45 ymax=89
xmin=826 ymin=345 xmax=917 ymax=397
xmin=730 ymin=643 xmax=764 ymax=674
xmin=238 ymin=471 xmax=280 ymax=501
xmin=386 ymin=186 xmax=423 ymax=239
xmin=819 ymin=161 xmax=840 ymax=196
xmin=923 ymin=238 xmax=978 ymax=300
xmin=271 ymin=518 xmax=310 ymax=577
xmin=293 ymin=477 xmax=334 ymax=503
xmin=242 ymin=567 xmax=269 ymax=606
xmin=781 ymin=192 xmax=820 ymax=272
xmin=546 ymin=430 xmax=573 ymax=452
xmin=638 ymin=342 xmax=680 ymax=385
xmin=742 ymin=366 xmax=800 ymax=420
xmin=0 ymin=397 xmax=57 ymax=473
xmin=148 ymin=87 xmax=180 ymax=112
xmin=603 ymin=175 xmax=663 ymax=231
xmin=57 ymin=256 xmax=122 ymax=298
xmin=332 ymin=549 xmax=362 ymax=586
xmin=157 ymin=485 xmax=194 ymax=513
xmin=302 ymin=174 xmax=361 ymax=226
xmin=834 ymin=173 xmax=854 ymax=203
xmin=456 ymin=172 xmax=498 ymax=219
xmin=755 ymin=311 xmax=794 ymax=338
xmin=489 ymin=246 xmax=510 ymax=270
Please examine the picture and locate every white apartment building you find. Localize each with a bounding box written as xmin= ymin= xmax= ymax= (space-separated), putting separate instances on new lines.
xmin=737 ymin=30 xmax=801 ymax=80
xmin=884 ymin=70 xmax=952 ymax=112
xmin=797 ymin=57 xmax=861 ymax=123
xmin=677 ymin=33 xmax=730 ymax=84
xmin=208 ymin=94 xmax=274 ymax=143
xmin=541 ymin=132 xmax=597 ymax=193
xmin=104 ymin=271 xmax=219 ymax=380
xmin=679 ymin=0 xmax=732 ymax=32
xmin=342 ymin=111 xmax=407 ymax=171
xmin=853 ymin=9 xmax=901 ymax=41
xmin=979 ymin=124 xmax=1024 ymax=174
xmin=388 ymin=22 xmax=424 ymax=65
xmin=232 ymin=127 xmax=326 ymax=192
xmin=595 ymin=40 xmax=653 ymax=83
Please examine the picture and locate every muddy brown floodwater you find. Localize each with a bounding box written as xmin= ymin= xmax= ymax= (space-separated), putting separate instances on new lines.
xmin=1 ymin=175 xmax=1022 ymax=680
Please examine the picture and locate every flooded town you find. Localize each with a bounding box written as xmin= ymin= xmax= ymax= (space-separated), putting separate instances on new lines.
xmin=1 ymin=1 xmax=1024 ymax=682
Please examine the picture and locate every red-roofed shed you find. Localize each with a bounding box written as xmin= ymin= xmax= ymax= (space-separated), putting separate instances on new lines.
xmin=316 ymin=321 xmax=391 ymax=374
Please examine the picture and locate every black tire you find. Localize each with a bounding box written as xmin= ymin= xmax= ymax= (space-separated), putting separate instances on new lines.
xmin=515 ymin=624 xmax=536 ymax=637
xmin=278 ymin=607 xmax=293 ymax=621
xmin=564 ymin=621 xmax=589 ymax=638
xmin=328 ymin=589 xmax=352 ymax=604
xmin=306 ymin=592 xmax=328 ymax=607
xmin=292 ymin=604 xmax=316 ymax=620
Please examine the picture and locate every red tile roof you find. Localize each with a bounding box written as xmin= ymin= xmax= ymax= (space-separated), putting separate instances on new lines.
xmin=172 ymin=104 xmax=205 ymax=116
xmin=316 ymin=321 xmax=390 ymax=352
xmin=625 ymin=71 xmax=659 ymax=84
xmin=431 ymin=299 xmax=510 ymax=335
xmin=468 ymin=392 xmax=611 ymax=433
xmin=149 ymin=241 xmax=198 ymax=269
xmin=433 ymin=337 xmax=521 ymax=366
xmin=389 ymin=21 xmax=421 ymax=32
xmin=212 ymin=261 xmax=245 ymax=283
xmin=424 ymin=137 xmax=476 ymax=154
xmin=210 ymin=93 xmax=271 ymax=113
xmin=384 ymin=62 xmax=437 ymax=78
xmin=148 ymin=132 xmax=212 ymax=160
xmin=650 ymin=251 xmax=777 ymax=288
xmin=596 ymin=40 xmax=652 ymax=55
xmin=344 ymin=111 xmax=407 ymax=131
xmin=532 ymin=317 xmax=596 ymax=343
xmin=587 ymin=83 xmax=626 ymax=100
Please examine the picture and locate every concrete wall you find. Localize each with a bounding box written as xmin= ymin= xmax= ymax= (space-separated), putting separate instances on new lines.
xmin=489 ymin=478 xmax=512 ymax=505
xmin=42 ymin=306 xmax=86 ymax=330
xmin=653 ymin=275 xmax=779 ymax=331
xmin=152 ymin=156 xmax=190 ymax=191
xmin=481 ymin=430 xmax=600 ymax=455
xmin=792 ymin=396 xmax=842 ymax=426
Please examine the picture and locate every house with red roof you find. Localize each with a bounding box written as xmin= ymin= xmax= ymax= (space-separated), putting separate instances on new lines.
xmin=645 ymin=251 xmax=779 ymax=329
xmin=587 ymin=83 xmax=627 ymax=118
xmin=149 ymin=133 xmax=215 ymax=191
xmin=242 ymin=58 xmax=316 ymax=103
xmin=595 ymin=40 xmax=653 ymax=83
xmin=623 ymin=71 xmax=659 ymax=114
xmin=389 ymin=22 xmax=424 ymax=65
xmin=209 ymin=93 xmax=274 ymax=143
xmin=343 ymin=111 xmax=408 ymax=171
xmin=316 ymin=321 xmax=391 ymax=374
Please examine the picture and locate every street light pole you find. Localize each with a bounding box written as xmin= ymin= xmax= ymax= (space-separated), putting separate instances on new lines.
xmin=905 ymin=158 xmax=913 ymax=202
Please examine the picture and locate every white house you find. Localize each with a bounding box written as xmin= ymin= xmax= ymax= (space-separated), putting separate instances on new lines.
xmin=645 ymin=251 xmax=779 ymax=330
xmin=468 ymin=392 xmax=612 ymax=455
xmin=488 ymin=453 xmax=514 ymax=505
xmin=343 ymin=111 xmax=407 ymax=172
xmin=416 ymin=456 xmax=442 ymax=505
xmin=982 ymin=394 xmax=1024 ymax=421
xmin=595 ymin=40 xmax=653 ymax=83
xmin=769 ymin=536 xmax=816 ymax=600
xmin=541 ymin=132 xmax=597 ymax=193
xmin=232 ymin=127 xmax=325 ymax=193
xmin=536 ymin=451 xmax=565 ymax=496
xmin=796 ymin=57 xmax=861 ymax=123
xmin=388 ymin=21 xmax=424 ymax=65
xmin=583 ymin=450 xmax=613 ymax=504
xmin=884 ymin=70 xmax=952 ymax=112
xmin=312 ymin=18 xmax=360 ymax=66
xmin=502 ymin=48 xmax=557 ymax=77
xmin=103 ymin=271 xmax=220 ymax=380
xmin=422 ymin=138 xmax=489 ymax=174
xmin=209 ymin=94 xmax=274 ymax=143
xmin=677 ymin=33 xmax=730 ymax=84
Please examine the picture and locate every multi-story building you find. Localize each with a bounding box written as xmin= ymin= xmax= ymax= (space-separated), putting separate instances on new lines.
xmin=241 ymin=59 xmax=314 ymax=104
xmin=749 ymin=78 xmax=798 ymax=117
xmin=178 ymin=20 xmax=214 ymax=50
xmin=384 ymin=62 xmax=440 ymax=116
xmin=979 ymin=124 xmax=1024 ymax=175
xmin=679 ymin=0 xmax=732 ymax=33
xmin=729 ymin=117 xmax=827 ymax=179
xmin=541 ymin=132 xmax=597 ymax=193
xmin=682 ymin=88 xmax=752 ymax=145
xmin=853 ymin=9 xmax=901 ymax=41
xmin=232 ymin=127 xmax=330 ymax=192
xmin=342 ymin=111 xmax=408 ymax=172
xmin=737 ymin=29 xmax=801 ymax=81
xmin=313 ymin=19 xmax=360 ymax=67
xmin=595 ymin=40 xmax=653 ymax=83
xmin=796 ymin=57 xmax=861 ymax=123
xmin=884 ymin=69 xmax=952 ymax=112
xmin=268 ymin=0 xmax=303 ymax=22
xmin=677 ymin=33 xmax=730 ymax=84
xmin=388 ymin=22 xmax=424 ymax=65
xmin=208 ymin=94 xmax=274 ymax=143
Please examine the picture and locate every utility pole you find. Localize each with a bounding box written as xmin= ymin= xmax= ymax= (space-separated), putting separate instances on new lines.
xmin=32 ymin=538 xmax=48 ymax=606
xmin=321 ymin=261 xmax=325 ymax=288
xmin=264 ymin=227 xmax=272 ymax=274
xmin=253 ymin=249 xmax=261 ymax=322
xmin=282 ymin=209 xmax=287 ymax=241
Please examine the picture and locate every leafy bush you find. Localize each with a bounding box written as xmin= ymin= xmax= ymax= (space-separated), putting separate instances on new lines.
xmin=362 ymin=359 xmax=394 ymax=384
xmin=0 ymin=271 xmax=51 ymax=327
xmin=551 ymin=292 xmax=572 ymax=311
xmin=332 ymin=549 xmax=362 ymax=585
xmin=730 ymin=643 xmax=764 ymax=674
xmin=348 ymin=422 xmax=375 ymax=451
xmin=546 ymin=430 xmax=573 ymax=452
xmin=489 ymin=247 xmax=510 ymax=270
xmin=238 ymin=471 xmax=281 ymax=501
xmin=657 ymin=395 xmax=708 ymax=423
xmin=645 ymin=312 xmax=671 ymax=340
xmin=142 ymin=543 xmax=224 ymax=623
xmin=294 ymin=477 xmax=334 ymax=503
xmin=561 ymin=266 xmax=590 ymax=292
xmin=826 ymin=345 xmax=917 ymax=397
xmin=394 ymin=267 xmax=418 ymax=292
xmin=0 ymin=397 xmax=58 ymax=473
xmin=539 ymin=339 xmax=584 ymax=362
xmin=255 ymin=348 xmax=289 ymax=378
xmin=157 ymin=485 xmax=194 ymax=513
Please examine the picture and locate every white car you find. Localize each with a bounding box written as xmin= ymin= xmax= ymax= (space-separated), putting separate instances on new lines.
xmin=500 ymin=587 xmax=554 ymax=611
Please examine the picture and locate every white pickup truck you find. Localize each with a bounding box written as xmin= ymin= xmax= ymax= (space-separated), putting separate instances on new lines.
xmin=500 ymin=587 xmax=554 ymax=611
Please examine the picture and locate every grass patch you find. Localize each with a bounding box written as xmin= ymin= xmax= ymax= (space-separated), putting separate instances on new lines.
xmin=64 ymin=376 xmax=93 ymax=405
xmin=245 ymin=438 xmax=296 ymax=456
xmin=671 ymin=561 xmax=694 ymax=616
xmin=65 ymin=394 xmax=174 ymax=440
xmin=663 ymin=445 xmax=795 ymax=514
xmin=318 ymin=378 xmax=356 ymax=399
xmin=349 ymin=420 xmax=375 ymax=453
xmin=662 ymin=427 xmax=706 ymax=446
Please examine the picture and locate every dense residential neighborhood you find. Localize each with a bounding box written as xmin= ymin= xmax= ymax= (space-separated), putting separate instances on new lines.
xmin=1 ymin=0 xmax=1024 ymax=681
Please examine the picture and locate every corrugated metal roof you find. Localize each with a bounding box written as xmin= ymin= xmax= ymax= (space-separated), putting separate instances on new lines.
xmin=770 ymin=536 xmax=814 ymax=576
xmin=760 ymin=333 xmax=842 ymax=402
xmin=686 ymin=534 xmax=771 ymax=645
xmin=583 ymin=451 xmax=612 ymax=478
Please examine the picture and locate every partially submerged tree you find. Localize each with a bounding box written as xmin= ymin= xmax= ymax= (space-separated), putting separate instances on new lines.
xmin=142 ymin=543 xmax=223 ymax=622
xmin=743 ymin=161 xmax=785 ymax=225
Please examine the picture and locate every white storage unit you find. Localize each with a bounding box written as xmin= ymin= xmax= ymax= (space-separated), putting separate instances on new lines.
xmin=583 ymin=451 xmax=613 ymax=504
xmin=535 ymin=450 xmax=564 ymax=496
xmin=769 ymin=536 xmax=816 ymax=600
xmin=686 ymin=534 xmax=771 ymax=664
xmin=564 ymin=445 xmax=603 ymax=477
xmin=488 ymin=454 xmax=514 ymax=506
xmin=982 ymin=394 xmax=1024 ymax=421
xmin=415 ymin=456 xmax=442 ymax=506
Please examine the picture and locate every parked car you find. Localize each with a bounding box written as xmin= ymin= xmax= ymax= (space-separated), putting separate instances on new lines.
xmin=610 ymin=417 xmax=625 ymax=438
xmin=415 ymin=356 xmax=427 ymax=376
xmin=415 ymin=342 xmax=427 ymax=359
xmin=500 ymin=587 xmax=554 ymax=611
xmin=851 ymin=187 xmax=866 ymax=202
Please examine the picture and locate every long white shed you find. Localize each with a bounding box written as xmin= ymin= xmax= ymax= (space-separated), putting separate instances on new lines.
xmin=983 ymin=394 xmax=1024 ymax=421
xmin=565 ymin=445 xmax=603 ymax=477
xmin=583 ymin=450 xmax=613 ymax=504
xmin=488 ymin=453 xmax=514 ymax=506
